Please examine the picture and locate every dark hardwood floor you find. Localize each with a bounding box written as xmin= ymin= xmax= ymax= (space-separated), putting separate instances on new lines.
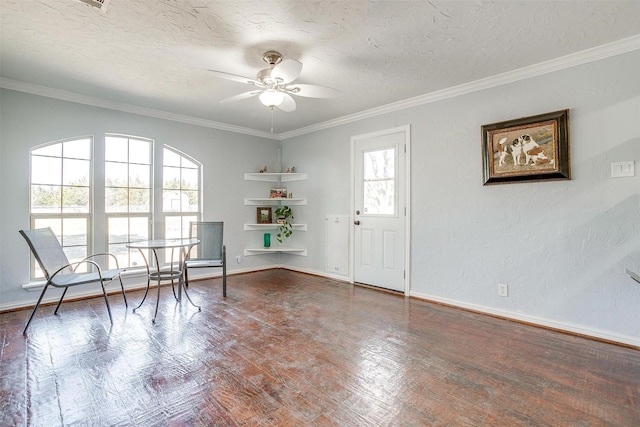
xmin=1 ymin=269 xmax=638 ymax=426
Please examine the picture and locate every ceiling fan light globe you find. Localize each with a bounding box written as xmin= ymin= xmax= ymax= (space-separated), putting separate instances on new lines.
xmin=259 ymin=90 xmax=284 ymax=107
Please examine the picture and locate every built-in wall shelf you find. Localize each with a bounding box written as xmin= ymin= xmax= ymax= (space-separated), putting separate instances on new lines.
xmin=244 ymin=172 xmax=307 ymax=182
xmin=244 ymin=171 xmax=308 ymax=258
xmin=244 ymin=248 xmax=307 ymax=256
xmin=244 ymin=198 xmax=307 ymax=206
xmin=244 ymin=224 xmax=307 ymax=231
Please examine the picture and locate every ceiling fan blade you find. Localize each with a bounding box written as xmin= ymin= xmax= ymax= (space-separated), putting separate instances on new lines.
xmin=287 ymin=83 xmax=340 ymax=98
xmin=277 ymin=93 xmax=296 ymax=112
xmin=209 ymin=70 xmax=260 ymax=86
xmin=271 ymin=59 xmax=302 ymax=84
xmin=219 ymin=90 xmax=262 ymax=104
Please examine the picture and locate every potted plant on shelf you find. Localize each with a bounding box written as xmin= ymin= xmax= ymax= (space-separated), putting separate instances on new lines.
xmin=274 ymin=205 xmax=293 ymax=243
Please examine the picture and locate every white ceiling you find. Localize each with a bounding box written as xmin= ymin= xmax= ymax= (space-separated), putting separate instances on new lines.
xmin=1 ymin=0 xmax=639 ymax=137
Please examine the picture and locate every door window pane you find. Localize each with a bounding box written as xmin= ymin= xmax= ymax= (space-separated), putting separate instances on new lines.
xmin=363 ymin=148 xmax=396 ymax=215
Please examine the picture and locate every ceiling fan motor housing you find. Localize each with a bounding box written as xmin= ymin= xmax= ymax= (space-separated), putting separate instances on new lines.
xmin=262 ymin=51 xmax=283 ymax=66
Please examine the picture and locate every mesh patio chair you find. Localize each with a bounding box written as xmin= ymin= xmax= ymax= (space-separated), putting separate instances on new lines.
xmin=19 ymin=227 xmax=127 ymax=334
xmin=184 ymin=221 xmax=227 ymax=297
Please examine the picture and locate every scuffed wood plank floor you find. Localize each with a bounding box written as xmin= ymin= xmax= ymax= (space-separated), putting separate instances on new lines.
xmin=1 ymin=269 xmax=639 ymax=426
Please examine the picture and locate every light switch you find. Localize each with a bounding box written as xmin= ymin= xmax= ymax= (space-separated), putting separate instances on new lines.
xmin=611 ymin=161 xmax=635 ymax=178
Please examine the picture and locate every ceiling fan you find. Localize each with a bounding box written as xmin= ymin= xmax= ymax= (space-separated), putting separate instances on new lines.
xmin=210 ymin=50 xmax=339 ymax=112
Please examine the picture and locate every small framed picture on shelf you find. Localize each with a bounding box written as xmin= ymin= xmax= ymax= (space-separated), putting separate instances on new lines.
xmin=256 ymin=207 xmax=272 ymax=224
xmin=270 ymin=188 xmax=287 ymax=198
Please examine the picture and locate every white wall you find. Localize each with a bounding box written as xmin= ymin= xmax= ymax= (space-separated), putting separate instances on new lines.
xmin=0 ymin=90 xmax=279 ymax=308
xmin=1 ymin=50 xmax=638 ymax=346
xmin=282 ymin=50 xmax=640 ymax=346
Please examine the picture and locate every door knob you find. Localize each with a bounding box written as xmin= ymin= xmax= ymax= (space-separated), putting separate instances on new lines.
xmin=354 ymin=220 xmax=361 ymax=225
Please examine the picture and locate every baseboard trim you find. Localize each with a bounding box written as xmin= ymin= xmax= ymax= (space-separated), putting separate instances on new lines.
xmin=410 ymin=291 xmax=640 ymax=350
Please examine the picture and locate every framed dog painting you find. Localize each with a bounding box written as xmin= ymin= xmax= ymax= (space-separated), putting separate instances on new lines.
xmin=481 ymin=109 xmax=570 ymax=185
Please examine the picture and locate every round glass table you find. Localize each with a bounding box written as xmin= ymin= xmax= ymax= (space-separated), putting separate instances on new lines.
xmin=127 ymin=238 xmax=200 ymax=323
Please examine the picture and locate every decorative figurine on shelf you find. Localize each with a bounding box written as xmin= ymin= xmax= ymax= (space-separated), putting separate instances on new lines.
xmin=285 ymin=167 xmax=296 ymax=173
xmin=259 ymin=166 xmax=268 ymax=173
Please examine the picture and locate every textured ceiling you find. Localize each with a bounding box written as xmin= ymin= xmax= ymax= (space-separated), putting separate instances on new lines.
xmin=1 ymin=0 xmax=640 ymax=136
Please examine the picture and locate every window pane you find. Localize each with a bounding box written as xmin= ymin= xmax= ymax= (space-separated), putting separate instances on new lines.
xmin=107 ymin=216 xmax=149 ymax=270
xmin=129 ymin=164 xmax=150 ymax=188
xmin=362 ymin=147 xmax=396 ymax=216
xmin=364 ymin=180 xmax=395 ymax=215
xmin=62 ymin=186 xmax=90 ymax=213
xmin=130 ymin=217 xmax=149 ymax=241
xmin=364 ymin=148 xmax=395 ymax=179
xmin=34 ymin=217 xmax=62 ymax=235
xmin=31 ymin=156 xmax=61 ymax=185
xmin=129 ymin=139 xmax=151 ymax=164
xmin=62 ymin=218 xmax=87 ymax=247
xmin=62 ymin=158 xmax=90 ymax=185
xmin=163 ymin=190 xmax=182 ymax=212
xmin=182 ymin=157 xmax=197 ymax=169
xmin=183 ymin=191 xmax=198 ymax=212
xmin=181 ymin=168 xmax=198 ymax=190
xmin=128 ymin=246 xmax=148 ymax=269
xmin=32 ymin=143 xmax=61 ymax=157
xmin=183 ymin=215 xmax=197 ymax=237
xmin=105 ymin=136 xmax=128 ymax=162
xmin=129 ymin=189 xmax=150 ymax=212
xmin=108 ymin=243 xmax=130 ymax=270
xmin=105 ymin=162 xmax=128 ymax=187
xmin=165 ymin=216 xmax=181 ymax=239
xmin=31 ymin=185 xmax=61 ymax=212
xmin=105 ymin=187 xmax=128 ymax=212
xmin=163 ymin=149 xmax=181 ymax=167
xmin=163 ymin=166 xmax=180 ymax=188
xmin=108 ymin=217 xmax=129 ymax=244
xmin=63 ymin=138 xmax=91 ymax=160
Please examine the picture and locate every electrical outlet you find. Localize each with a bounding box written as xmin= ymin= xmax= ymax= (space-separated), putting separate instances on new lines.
xmin=236 ymin=255 xmax=242 ymax=264
xmin=498 ymin=283 xmax=509 ymax=297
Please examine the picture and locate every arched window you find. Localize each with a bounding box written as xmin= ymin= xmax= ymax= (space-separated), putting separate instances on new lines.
xmin=163 ymin=146 xmax=201 ymax=240
xmin=30 ymin=137 xmax=92 ymax=278
xmin=28 ymin=134 xmax=203 ymax=276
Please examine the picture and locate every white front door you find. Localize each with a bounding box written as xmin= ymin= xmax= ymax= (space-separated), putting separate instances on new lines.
xmin=352 ymin=126 xmax=409 ymax=293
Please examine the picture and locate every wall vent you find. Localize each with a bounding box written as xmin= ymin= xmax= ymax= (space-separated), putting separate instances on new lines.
xmin=77 ymin=0 xmax=111 ymax=11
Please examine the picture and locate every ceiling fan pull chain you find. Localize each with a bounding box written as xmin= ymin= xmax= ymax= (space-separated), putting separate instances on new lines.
xmin=270 ymin=107 xmax=275 ymax=133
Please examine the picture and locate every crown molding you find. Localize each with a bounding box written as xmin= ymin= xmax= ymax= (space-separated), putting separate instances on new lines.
xmin=0 ymin=78 xmax=279 ymax=140
xmin=279 ymin=34 xmax=640 ymax=140
xmin=2 ymin=35 xmax=638 ymax=141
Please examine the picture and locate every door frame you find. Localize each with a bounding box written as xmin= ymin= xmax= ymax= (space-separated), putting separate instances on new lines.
xmin=350 ymin=125 xmax=411 ymax=295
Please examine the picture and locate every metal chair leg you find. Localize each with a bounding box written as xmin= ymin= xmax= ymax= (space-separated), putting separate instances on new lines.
xmin=101 ymin=283 xmax=113 ymax=324
xmin=181 ymin=280 xmax=201 ymax=311
xmin=133 ymin=275 xmax=151 ymax=312
xmin=54 ymin=287 xmax=69 ymax=315
xmin=23 ymin=283 xmax=50 ymax=335
xmin=118 ymin=276 xmax=128 ymax=307
xmin=152 ymin=276 xmax=161 ymax=323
